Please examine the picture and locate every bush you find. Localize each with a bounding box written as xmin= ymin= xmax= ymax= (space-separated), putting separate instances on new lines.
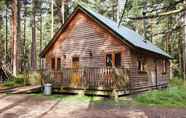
xmin=4 ymin=81 xmax=16 ymax=87
xmin=27 ymin=71 xmax=42 ymax=85
xmin=3 ymin=72 xmax=42 ymax=88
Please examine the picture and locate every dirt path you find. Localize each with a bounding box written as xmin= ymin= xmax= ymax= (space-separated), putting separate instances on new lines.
xmin=0 ymin=94 xmax=185 ymax=118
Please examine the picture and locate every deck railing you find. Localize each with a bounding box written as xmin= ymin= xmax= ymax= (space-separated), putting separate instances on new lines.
xmin=41 ymin=67 xmax=130 ymax=90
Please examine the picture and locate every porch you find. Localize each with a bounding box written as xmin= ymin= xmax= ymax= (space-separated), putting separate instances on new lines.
xmin=41 ymin=67 xmax=130 ymax=96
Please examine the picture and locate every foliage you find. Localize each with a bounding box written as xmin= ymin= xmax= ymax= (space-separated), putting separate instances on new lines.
xmin=4 ymin=75 xmax=25 ymax=87
xmin=135 ymin=79 xmax=186 ymax=108
xmin=27 ymin=71 xmax=42 ymax=85
xmin=3 ymin=72 xmax=41 ymax=88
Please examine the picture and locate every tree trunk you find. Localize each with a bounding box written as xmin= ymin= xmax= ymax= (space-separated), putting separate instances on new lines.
xmin=5 ymin=0 xmax=8 ymax=63
xmin=40 ymin=11 xmax=43 ymax=69
xmin=31 ymin=1 xmax=37 ymax=71
xmin=51 ymin=0 xmax=54 ymax=38
xmin=183 ymin=0 xmax=186 ymax=80
xmin=17 ymin=0 xmax=22 ymax=72
xmin=117 ymin=0 xmax=125 ymax=23
xmin=11 ymin=0 xmax=17 ymax=76
xmin=183 ymin=16 xmax=186 ymax=80
xmin=61 ymin=0 xmax=65 ymax=24
xmin=23 ymin=5 xmax=27 ymax=71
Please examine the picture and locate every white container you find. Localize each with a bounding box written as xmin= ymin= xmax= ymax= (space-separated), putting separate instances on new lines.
xmin=44 ymin=83 xmax=52 ymax=95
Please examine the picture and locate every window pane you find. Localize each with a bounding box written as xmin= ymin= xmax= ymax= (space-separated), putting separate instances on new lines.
xmin=138 ymin=60 xmax=141 ymax=71
xmin=115 ymin=52 xmax=121 ymax=67
xmin=106 ymin=54 xmax=112 ymax=67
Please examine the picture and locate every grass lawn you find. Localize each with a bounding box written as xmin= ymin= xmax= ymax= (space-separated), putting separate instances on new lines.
xmin=134 ymin=78 xmax=186 ymax=108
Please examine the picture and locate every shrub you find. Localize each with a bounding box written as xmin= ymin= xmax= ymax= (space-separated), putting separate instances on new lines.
xmin=4 ymin=81 xmax=16 ymax=87
xmin=28 ymin=72 xmax=42 ymax=85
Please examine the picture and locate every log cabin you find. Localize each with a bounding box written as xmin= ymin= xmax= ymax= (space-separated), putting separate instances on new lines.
xmin=40 ymin=5 xmax=172 ymax=96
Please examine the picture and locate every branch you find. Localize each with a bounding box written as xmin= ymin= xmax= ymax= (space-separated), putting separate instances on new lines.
xmin=128 ymin=6 xmax=186 ymax=20
xmin=152 ymin=25 xmax=181 ymax=37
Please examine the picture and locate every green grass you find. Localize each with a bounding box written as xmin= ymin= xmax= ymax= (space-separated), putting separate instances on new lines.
xmin=3 ymin=72 xmax=41 ymax=88
xmin=4 ymin=76 xmax=25 ymax=88
xmin=134 ymin=79 xmax=186 ymax=108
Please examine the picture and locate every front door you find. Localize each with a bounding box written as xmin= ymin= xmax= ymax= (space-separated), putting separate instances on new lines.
xmin=72 ymin=57 xmax=80 ymax=68
xmin=71 ymin=57 xmax=80 ymax=87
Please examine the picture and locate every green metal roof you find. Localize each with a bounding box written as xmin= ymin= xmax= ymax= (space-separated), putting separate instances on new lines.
xmin=79 ymin=5 xmax=171 ymax=59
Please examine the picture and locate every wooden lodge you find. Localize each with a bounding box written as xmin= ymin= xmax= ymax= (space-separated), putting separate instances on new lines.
xmin=40 ymin=5 xmax=171 ymax=96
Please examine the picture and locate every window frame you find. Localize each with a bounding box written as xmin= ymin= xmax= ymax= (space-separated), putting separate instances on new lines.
xmin=105 ymin=52 xmax=122 ymax=67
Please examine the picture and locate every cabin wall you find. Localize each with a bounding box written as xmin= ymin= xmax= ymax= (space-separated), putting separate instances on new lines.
xmin=45 ymin=11 xmax=132 ymax=69
xmin=129 ymin=52 xmax=170 ymax=89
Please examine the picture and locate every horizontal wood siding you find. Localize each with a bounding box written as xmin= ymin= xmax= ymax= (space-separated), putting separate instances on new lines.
xmin=45 ymin=11 xmax=131 ymax=69
xmin=129 ymin=52 xmax=169 ymax=90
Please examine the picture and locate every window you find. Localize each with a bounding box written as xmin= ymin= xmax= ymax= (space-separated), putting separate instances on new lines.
xmin=51 ymin=58 xmax=55 ymax=70
xmin=106 ymin=54 xmax=112 ymax=67
xmin=138 ymin=57 xmax=145 ymax=72
xmin=162 ymin=60 xmax=167 ymax=74
xmin=115 ymin=52 xmax=121 ymax=67
xmin=57 ymin=58 xmax=61 ymax=71
xmin=106 ymin=52 xmax=122 ymax=67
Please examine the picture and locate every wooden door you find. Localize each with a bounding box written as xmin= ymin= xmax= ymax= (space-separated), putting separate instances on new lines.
xmin=71 ymin=57 xmax=80 ymax=87
xmin=151 ymin=61 xmax=158 ymax=87
xmin=72 ymin=57 xmax=80 ymax=68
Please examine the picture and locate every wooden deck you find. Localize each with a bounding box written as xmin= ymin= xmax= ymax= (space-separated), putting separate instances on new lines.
xmin=41 ymin=67 xmax=168 ymax=96
xmin=42 ymin=67 xmax=129 ymax=89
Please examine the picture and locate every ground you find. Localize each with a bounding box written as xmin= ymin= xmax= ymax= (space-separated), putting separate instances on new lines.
xmin=0 ymin=94 xmax=186 ymax=118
